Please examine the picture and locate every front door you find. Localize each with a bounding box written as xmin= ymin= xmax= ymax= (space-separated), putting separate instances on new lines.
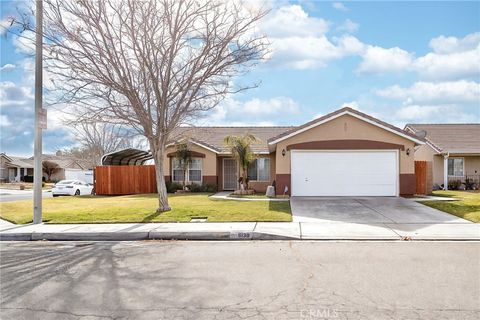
xmin=223 ymin=159 xmax=238 ymax=190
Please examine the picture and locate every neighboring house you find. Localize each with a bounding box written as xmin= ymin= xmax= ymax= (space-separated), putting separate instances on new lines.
xmin=161 ymin=107 xmax=424 ymax=196
xmin=0 ymin=153 xmax=94 ymax=183
xmin=0 ymin=154 xmax=34 ymax=183
xmin=405 ymin=124 xmax=480 ymax=190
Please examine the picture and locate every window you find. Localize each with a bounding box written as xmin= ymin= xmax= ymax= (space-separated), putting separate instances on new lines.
xmin=248 ymin=158 xmax=270 ymax=181
xmin=447 ymin=158 xmax=464 ymax=177
xmin=188 ymin=158 xmax=202 ymax=182
xmin=172 ymin=157 xmax=202 ymax=182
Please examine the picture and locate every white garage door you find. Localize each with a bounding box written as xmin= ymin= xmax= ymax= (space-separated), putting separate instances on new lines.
xmin=291 ymin=150 xmax=398 ymax=196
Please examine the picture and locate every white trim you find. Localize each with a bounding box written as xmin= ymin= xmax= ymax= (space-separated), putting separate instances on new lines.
xmin=269 ymin=110 xmax=425 ymax=145
xmin=171 ymin=157 xmax=203 ymax=184
xmin=189 ymin=140 xmax=220 ymax=154
xmin=166 ymin=139 xmax=220 ymax=154
xmin=218 ymin=151 xmax=271 ymax=155
xmin=248 ymin=158 xmax=271 ymax=182
xmin=290 ymin=149 xmax=399 ymax=197
xmin=447 ymin=157 xmax=465 ymax=178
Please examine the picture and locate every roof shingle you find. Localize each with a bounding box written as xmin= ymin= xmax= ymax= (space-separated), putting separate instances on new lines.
xmin=406 ymin=124 xmax=480 ymax=154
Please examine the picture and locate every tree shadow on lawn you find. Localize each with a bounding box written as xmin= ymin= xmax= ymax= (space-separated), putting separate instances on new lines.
xmin=268 ymin=201 xmax=292 ymax=214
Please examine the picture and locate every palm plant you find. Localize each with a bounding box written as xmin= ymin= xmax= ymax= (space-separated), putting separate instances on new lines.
xmin=174 ymin=142 xmax=192 ymax=190
xmin=224 ymin=134 xmax=258 ymax=191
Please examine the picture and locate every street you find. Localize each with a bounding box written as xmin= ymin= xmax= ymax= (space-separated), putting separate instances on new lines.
xmin=0 ymin=190 xmax=53 ymax=202
xmin=0 ymin=241 xmax=479 ymax=319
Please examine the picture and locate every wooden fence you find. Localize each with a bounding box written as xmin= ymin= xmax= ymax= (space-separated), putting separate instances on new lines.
xmin=415 ymin=161 xmax=433 ymax=195
xmin=94 ymin=165 xmax=157 ymax=195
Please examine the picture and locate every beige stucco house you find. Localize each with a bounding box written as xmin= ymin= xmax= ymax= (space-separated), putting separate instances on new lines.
xmin=0 ymin=153 xmax=94 ymax=183
xmin=405 ymin=124 xmax=480 ymax=190
xmin=162 ymin=107 xmax=424 ymax=196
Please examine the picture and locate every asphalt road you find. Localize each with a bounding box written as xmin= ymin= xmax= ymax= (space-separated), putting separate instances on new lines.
xmin=0 ymin=191 xmax=53 ymax=202
xmin=0 ymin=241 xmax=479 ymax=320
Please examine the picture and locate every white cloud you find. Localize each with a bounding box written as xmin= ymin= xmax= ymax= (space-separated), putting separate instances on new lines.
xmin=0 ymin=64 xmax=16 ymax=72
xmin=261 ymin=5 xmax=329 ymax=38
xmin=337 ymin=19 xmax=359 ymax=34
xmin=243 ymin=97 xmax=299 ymax=115
xmin=356 ymin=32 xmax=480 ymax=80
xmin=0 ymin=114 xmax=12 ymax=127
xmin=0 ymin=81 xmax=34 ymax=107
xmin=339 ymin=101 xmax=360 ymax=110
xmin=332 ymin=2 xmax=348 ymax=11
xmin=201 ymin=96 xmax=300 ymax=125
xmin=376 ymin=80 xmax=480 ymax=105
xmin=261 ymin=5 xmax=347 ymax=69
xmin=0 ymin=17 xmax=13 ymax=36
xmin=413 ymin=44 xmax=480 ymax=80
xmin=357 ymin=46 xmax=414 ymax=74
xmin=393 ymin=105 xmax=475 ymax=123
xmin=13 ymin=30 xmax=36 ymax=55
xmin=429 ymin=32 xmax=480 ymax=54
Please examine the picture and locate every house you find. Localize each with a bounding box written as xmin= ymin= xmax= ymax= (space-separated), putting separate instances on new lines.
xmin=405 ymin=124 xmax=480 ymax=190
xmin=162 ymin=107 xmax=424 ymax=196
xmin=0 ymin=153 xmax=94 ymax=183
xmin=0 ymin=154 xmax=34 ymax=183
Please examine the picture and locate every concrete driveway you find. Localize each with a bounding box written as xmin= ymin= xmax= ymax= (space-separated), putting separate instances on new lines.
xmin=291 ymin=197 xmax=470 ymax=224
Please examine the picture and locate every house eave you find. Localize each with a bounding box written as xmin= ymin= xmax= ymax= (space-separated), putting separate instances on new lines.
xmin=268 ymin=110 xmax=425 ymax=146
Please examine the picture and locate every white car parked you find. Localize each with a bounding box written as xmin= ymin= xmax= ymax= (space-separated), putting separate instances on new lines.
xmin=52 ymin=180 xmax=94 ymax=197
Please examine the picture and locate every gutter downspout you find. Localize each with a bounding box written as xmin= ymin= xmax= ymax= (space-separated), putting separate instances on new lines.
xmin=443 ymin=152 xmax=449 ymax=190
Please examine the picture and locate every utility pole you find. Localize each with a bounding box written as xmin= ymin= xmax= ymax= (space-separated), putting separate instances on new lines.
xmin=33 ymin=0 xmax=43 ymax=224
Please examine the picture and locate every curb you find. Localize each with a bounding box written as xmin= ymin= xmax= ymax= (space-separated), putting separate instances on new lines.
xmin=1 ymin=231 xmax=479 ymax=241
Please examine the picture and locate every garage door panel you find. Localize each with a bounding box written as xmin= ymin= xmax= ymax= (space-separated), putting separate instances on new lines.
xmin=291 ymin=151 xmax=397 ymax=196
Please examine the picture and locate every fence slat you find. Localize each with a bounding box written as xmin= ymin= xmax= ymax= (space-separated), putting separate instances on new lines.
xmin=415 ymin=161 xmax=427 ymax=195
xmin=95 ymin=165 xmax=157 ymax=195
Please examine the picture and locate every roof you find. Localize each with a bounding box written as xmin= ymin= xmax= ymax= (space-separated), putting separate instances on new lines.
xmin=405 ymin=124 xmax=480 ymax=154
xmin=101 ymin=148 xmax=153 ymax=165
xmin=32 ymin=154 xmax=94 ymax=170
xmin=5 ymin=156 xmax=34 ymax=169
xmin=171 ymin=126 xmax=293 ymax=154
xmin=267 ymin=107 xmax=425 ymax=145
xmin=2 ymin=154 xmax=94 ymax=169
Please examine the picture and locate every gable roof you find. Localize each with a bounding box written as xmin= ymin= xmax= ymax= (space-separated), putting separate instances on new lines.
xmin=267 ymin=107 xmax=425 ymax=145
xmin=171 ymin=126 xmax=293 ymax=154
xmin=5 ymin=156 xmax=35 ymax=169
xmin=405 ymin=124 xmax=480 ymax=154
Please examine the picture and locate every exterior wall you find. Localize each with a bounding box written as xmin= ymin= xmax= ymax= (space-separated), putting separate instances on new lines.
xmin=432 ymin=155 xmax=444 ymax=186
xmin=464 ymin=156 xmax=480 ymax=177
xmin=248 ymin=153 xmax=276 ymax=193
xmin=163 ymin=143 xmax=218 ymax=187
xmin=0 ymin=156 xmax=9 ymax=181
xmin=216 ymin=154 xmax=275 ymax=193
xmin=45 ymin=168 xmax=66 ymax=182
xmin=431 ymin=155 xmax=480 ymax=186
xmin=274 ymin=114 xmax=417 ymax=195
xmin=414 ymin=144 xmax=436 ymax=161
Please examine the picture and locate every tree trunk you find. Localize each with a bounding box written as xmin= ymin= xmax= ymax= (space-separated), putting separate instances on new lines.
xmin=151 ymin=142 xmax=171 ymax=212
xmin=183 ymin=168 xmax=187 ymax=190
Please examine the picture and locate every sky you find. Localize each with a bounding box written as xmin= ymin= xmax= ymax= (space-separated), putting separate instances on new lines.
xmin=1 ymin=0 xmax=479 ymax=156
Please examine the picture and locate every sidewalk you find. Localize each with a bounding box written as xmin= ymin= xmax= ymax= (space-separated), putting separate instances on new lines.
xmin=1 ymin=220 xmax=479 ymax=241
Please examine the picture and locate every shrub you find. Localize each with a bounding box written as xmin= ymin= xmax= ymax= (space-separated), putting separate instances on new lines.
xmin=166 ymin=181 xmax=183 ymax=193
xmin=189 ymin=183 xmax=217 ymax=193
xmin=448 ymin=179 xmax=462 ymax=190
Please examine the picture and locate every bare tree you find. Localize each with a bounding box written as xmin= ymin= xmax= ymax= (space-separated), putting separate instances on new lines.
xmin=72 ymin=121 xmax=141 ymax=166
xmin=31 ymin=0 xmax=268 ymax=212
xmin=42 ymin=160 xmax=60 ymax=182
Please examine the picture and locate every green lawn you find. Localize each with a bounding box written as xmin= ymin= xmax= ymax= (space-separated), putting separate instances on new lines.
xmin=0 ymin=193 xmax=292 ymax=224
xmin=420 ymin=190 xmax=480 ymax=223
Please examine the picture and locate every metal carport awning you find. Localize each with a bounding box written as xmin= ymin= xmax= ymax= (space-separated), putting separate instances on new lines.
xmin=101 ymin=148 xmax=153 ymax=166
